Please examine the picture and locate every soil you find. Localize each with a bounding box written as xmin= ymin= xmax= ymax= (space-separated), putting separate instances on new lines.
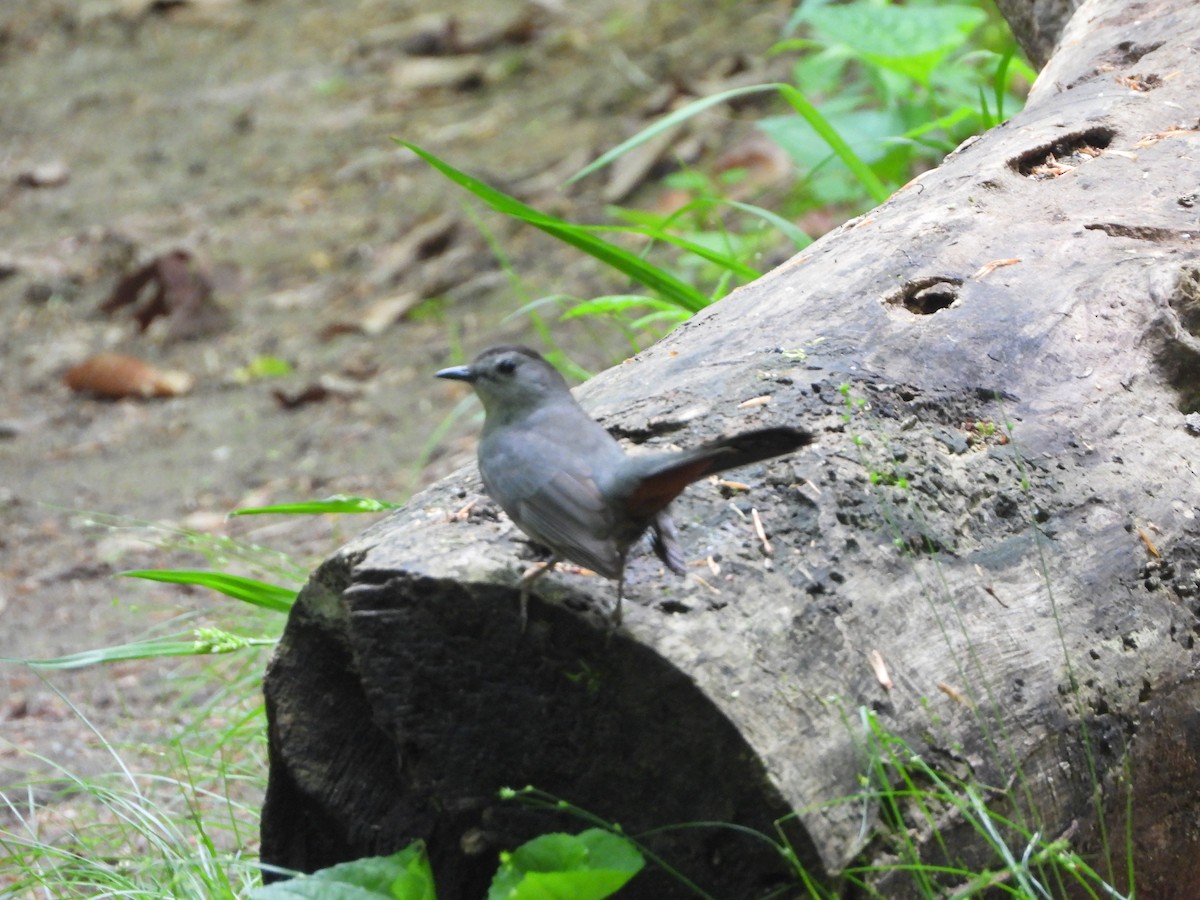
xmin=0 ymin=0 xmax=798 ymax=833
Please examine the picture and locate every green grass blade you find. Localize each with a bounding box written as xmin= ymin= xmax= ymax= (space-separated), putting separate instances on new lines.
xmin=993 ymin=43 xmax=1016 ymax=122
xmin=230 ymin=495 xmax=403 ymax=516
xmin=523 ymin=222 xmax=712 ymax=312
xmin=722 ymin=199 xmax=812 ymax=249
xmin=561 ymin=295 xmax=682 ymax=320
xmin=15 ymin=637 xmax=251 ymax=669
xmin=899 ymin=104 xmax=976 ymax=145
xmin=568 ymin=83 xmax=783 ymax=184
xmin=397 ymin=141 xmax=710 ymax=313
xmin=776 ymin=84 xmax=891 ymax=203
xmin=977 ymin=84 xmax=994 ymax=129
xmin=582 ymin=224 xmax=761 ymax=281
xmin=120 ymin=569 xmax=297 ymax=613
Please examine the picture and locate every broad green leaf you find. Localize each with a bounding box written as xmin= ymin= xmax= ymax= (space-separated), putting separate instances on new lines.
xmin=782 ymin=44 xmax=857 ymax=99
xmin=767 ymin=87 xmax=892 ymax=203
xmin=759 ymin=108 xmax=900 ymax=169
xmin=496 ymin=869 xmax=630 ymax=900
xmin=231 ymin=496 xmax=403 ymax=516
xmin=802 ymin=4 xmax=986 ymax=86
xmin=488 ymin=829 xmax=643 ymax=900
xmin=120 ymin=569 xmax=296 ymax=612
xmin=251 ymin=843 xmax=435 ymax=900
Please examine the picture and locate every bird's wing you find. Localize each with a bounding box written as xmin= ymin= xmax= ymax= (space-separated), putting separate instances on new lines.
xmin=515 ymin=470 xmax=624 ymax=579
xmin=479 ymin=428 xmax=625 ymax=579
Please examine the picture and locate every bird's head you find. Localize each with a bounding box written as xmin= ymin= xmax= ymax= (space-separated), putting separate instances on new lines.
xmin=436 ymin=345 xmax=571 ymax=423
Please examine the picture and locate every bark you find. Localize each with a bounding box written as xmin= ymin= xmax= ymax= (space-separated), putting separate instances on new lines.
xmin=261 ymin=0 xmax=1200 ymax=894
xmin=993 ymin=0 xmax=1085 ymax=68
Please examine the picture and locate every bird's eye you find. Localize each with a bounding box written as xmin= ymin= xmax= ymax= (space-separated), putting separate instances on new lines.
xmin=496 ymin=358 xmax=517 ymax=375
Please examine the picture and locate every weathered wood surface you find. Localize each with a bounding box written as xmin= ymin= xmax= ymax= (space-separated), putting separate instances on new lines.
xmin=262 ymin=0 xmax=1200 ymax=894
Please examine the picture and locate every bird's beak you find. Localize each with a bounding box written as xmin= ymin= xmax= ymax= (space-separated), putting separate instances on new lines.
xmin=435 ymin=364 xmax=476 ymax=383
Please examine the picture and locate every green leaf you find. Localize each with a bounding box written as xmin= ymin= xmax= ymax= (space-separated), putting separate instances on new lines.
xmin=119 ymin=569 xmax=297 ymax=613
xmin=759 ymin=107 xmax=898 ymax=169
xmin=783 ymin=44 xmax=857 ymax=100
xmin=802 ymin=4 xmax=986 ymax=86
xmin=396 ymin=141 xmax=710 ymax=313
xmin=774 ymin=85 xmax=892 ymax=203
xmin=231 ymin=495 xmax=404 ymax=516
xmin=233 ymin=355 xmax=294 ymax=383
xmin=488 ymin=829 xmax=643 ymax=900
xmin=251 ymin=843 xmax=436 ymax=900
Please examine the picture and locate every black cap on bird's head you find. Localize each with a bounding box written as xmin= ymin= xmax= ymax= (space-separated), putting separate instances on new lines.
xmin=436 ymin=345 xmax=571 ymax=419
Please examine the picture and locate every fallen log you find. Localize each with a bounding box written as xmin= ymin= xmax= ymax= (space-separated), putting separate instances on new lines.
xmin=261 ymin=0 xmax=1200 ymax=894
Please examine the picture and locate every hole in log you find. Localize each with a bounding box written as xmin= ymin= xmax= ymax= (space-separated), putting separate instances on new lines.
xmin=1084 ymin=223 xmax=1195 ymax=243
xmin=1113 ymin=72 xmax=1163 ymax=92
xmin=1152 ymin=267 xmax=1200 ymax=413
xmin=884 ymin=276 xmax=963 ymax=315
xmin=1010 ymin=127 xmax=1116 ymax=179
xmin=1170 ymin=268 xmax=1200 ymax=336
xmin=1102 ymin=39 xmax=1164 ymax=68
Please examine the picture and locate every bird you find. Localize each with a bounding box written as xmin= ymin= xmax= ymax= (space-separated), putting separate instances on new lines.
xmin=436 ymin=345 xmax=814 ymax=627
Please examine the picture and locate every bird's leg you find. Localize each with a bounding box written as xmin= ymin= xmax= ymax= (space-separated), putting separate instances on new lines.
xmin=517 ymin=556 xmax=558 ymax=630
xmin=611 ymin=554 xmax=628 ymax=628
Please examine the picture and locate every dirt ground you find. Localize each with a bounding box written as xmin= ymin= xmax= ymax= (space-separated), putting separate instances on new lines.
xmin=0 ymin=0 xmax=798 ymax=826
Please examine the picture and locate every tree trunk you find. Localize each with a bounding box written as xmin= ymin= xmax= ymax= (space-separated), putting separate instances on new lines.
xmin=993 ymin=0 xmax=1085 ymax=68
xmin=261 ymin=0 xmax=1200 ymax=894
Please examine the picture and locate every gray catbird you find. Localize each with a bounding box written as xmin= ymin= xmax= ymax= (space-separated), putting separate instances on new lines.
xmin=436 ymin=345 xmax=814 ymax=626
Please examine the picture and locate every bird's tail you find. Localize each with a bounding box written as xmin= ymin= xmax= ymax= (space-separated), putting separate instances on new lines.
xmin=621 ymin=426 xmax=814 ymax=519
xmin=685 ymin=426 xmax=815 ymax=476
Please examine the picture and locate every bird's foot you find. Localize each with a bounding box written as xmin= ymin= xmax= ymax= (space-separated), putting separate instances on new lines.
xmin=516 ymin=557 xmax=558 ymax=632
xmin=518 ymin=560 xmax=555 ymax=580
